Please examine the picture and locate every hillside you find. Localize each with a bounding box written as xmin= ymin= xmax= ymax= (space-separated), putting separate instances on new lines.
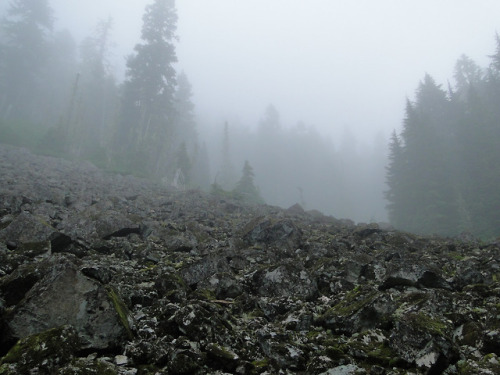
xmin=0 ymin=143 xmax=499 ymax=375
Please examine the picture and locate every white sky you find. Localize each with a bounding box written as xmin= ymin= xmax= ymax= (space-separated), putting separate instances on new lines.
xmin=43 ymin=1 xmax=500 ymax=142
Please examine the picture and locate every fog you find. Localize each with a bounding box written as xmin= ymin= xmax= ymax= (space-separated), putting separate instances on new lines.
xmin=2 ymin=0 xmax=500 ymax=228
xmin=47 ymin=1 xmax=500 ymax=141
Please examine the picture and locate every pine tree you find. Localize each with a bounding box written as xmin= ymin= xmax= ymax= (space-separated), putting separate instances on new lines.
xmin=391 ymin=75 xmax=460 ymax=235
xmin=453 ymin=54 xmax=483 ymax=93
xmin=233 ymin=161 xmax=264 ymax=204
xmin=74 ymin=18 xmax=117 ymax=160
xmin=174 ymin=142 xmax=191 ymax=187
xmin=173 ymin=71 xmax=197 ymax=145
xmin=218 ymin=122 xmax=236 ymax=189
xmin=0 ymin=0 xmax=54 ymax=120
xmin=114 ymin=0 xmax=178 ymax=175
xmin=385 ymin=130 xmax=406 ymax=226
xmin=489 ymin=32 xmax=500 ymax=75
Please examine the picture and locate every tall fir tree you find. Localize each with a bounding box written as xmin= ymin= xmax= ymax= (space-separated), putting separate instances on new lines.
xmin=389 ymin=75 xmax=460 ymax=235
xmin=387 ymin=38 xmax=500 ymax=239
xmin=115 ymin=0 xmax=178 ymax=175
xmin=233 ymin=160 xmax=264 ymax=204
xmin=385 ymin=130 xmax=406 ymax=226
xmin=0 ymin=0 xmax=54 ymax=121
xmin=172 ymin=71 xmax=197 ymax=146
xmin=218 ymin=121 xmax=236 ymax=189
xmin=73 ymin=18 xmax=117 ymax=160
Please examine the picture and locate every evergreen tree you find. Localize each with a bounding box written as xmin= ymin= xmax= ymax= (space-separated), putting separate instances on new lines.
xmin=453 ymin=54 xmax=483 ymax=94
xmin=385 ymin=130 xmax=406 ymax=226
xmin=391 ymin=75 xmax=460 ymax=235
xmin=489 ymin=32 xmax=500 ymax=75
xmin=387 ymin=39 xmax=500 ymax=239
xmin=190 ymin=142 xmax=211 ymax=190
xmin=0 ymin=0 xmax=54 ymax=120
xmin=174 ymin=142 xmax=191 ymax=187
xmin=115 ymin=0 xmax=178 ymax=175
xmin=73 ymin=18 xmax=117 ymax=161
xmin=173 ymin=71 xmax=197 ymax=145
xmin=42 ymin=30 xmax=78 ymax=127
xmin=218 ymin=121 xmax=236 ymax=189
xmin=233 ymin=160 xmax=264 ymax=204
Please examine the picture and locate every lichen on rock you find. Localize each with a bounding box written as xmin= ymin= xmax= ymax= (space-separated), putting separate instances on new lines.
xmin=1 ymin=144 xmax=500 ymax=374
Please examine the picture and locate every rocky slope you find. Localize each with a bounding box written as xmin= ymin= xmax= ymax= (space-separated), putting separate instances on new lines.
xmin=0 ymin=143 xmax=500 ymax=375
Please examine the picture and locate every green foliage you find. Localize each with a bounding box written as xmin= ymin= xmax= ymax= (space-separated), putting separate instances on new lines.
xmin=0 ymin=325 xmax=80 ymax=373
xmin=233 ymin=161 xmax=265 ymax=204
xmin=106 ymin=286 xmax=134 ymax=340
xmin=386 ymin=37 xmax=500 ymax=239
xmin=0 ymin=0 xmax=54 ymax=121
xmin=114 ymin=0 xmax=178 ymax=176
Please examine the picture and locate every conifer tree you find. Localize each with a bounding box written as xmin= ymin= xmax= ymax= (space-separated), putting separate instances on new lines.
xmin=389 ymin=75 xmax=460 ymax=235
xmin=115 ymin=0 xmax=178 ymax=175
xmin=218 ymin=122 xmax=236 ymax=189
xmin=233 ymin=160 xmax=264 ymax=204
xmin=74 ymin=18 xmax=117 ymax=160
xmin=0 ymin=0 xmax=53 ymax=120
xmin=385 ymin=130 xmax=406 ymax=226
xmin=386 ymin=41 xmax=500 ymax=238
xmin=173 ymin=72 xmax=197 ymax=145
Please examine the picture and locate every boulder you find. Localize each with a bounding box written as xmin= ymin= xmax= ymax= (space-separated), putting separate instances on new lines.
xmin=2 ymin=255 xmax=132 ymax=352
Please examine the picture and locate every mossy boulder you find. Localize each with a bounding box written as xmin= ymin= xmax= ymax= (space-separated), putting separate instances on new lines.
xmin=0 ymin=325 xmax=80 ymax=374
xmin=5 ymin=255 xmax=133 ymax=352
xmin=206 ymin=343 xmax=240 ymax=371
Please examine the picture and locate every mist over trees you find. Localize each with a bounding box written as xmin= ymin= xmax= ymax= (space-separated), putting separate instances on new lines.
xmin=1 ymin=0 xmax=500 ymax=237
xmin=0 ymin=0 xmax=54 ymax=122
xmin=207 ymin=108 xmax=388 ymax=223
xmin=386 ymin=37 xmax=500 ymax=239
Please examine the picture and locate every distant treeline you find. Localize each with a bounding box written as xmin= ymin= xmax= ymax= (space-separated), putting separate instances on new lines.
xmin=386 ymin=37 xmax=500 ymax=239
xmin=5 ymin=1 xmax=500 ymax=237
xmin=0 ymin=0 xmax=389 ymax=223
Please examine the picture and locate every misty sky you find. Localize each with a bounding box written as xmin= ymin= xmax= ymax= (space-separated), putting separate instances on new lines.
xmin=30 ymin=1 xmax=500 ymax=143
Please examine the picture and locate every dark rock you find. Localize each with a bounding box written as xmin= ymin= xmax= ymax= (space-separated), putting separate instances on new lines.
xmin=379 ymin=265 xmax=450 ymax=291
xmin=241 ymin=216 xmax=302 ymax=251
xmin=155 ymin=270 xmax=188 ymax=302
xmin=81 ymin=266 xmax=113 ymax=284
xmin=49 ymin=232 xmax=73 ymax=253
xmin=206 ymin=342 xmax=240 ymax=371
xmin=483 ymin=330 xmax=500 ymax=356
xmin=5 ymin=241 xmax=16 ymax=250
xmin=0 ymin=211 xmax=56 ymax=244
xmin=165 ymin=234 xmax=197 ymax=252
xmin=3 ymin=255 xmax=132 ymax=352
xmin=0 ymin=263 xmax=43 ymax=306
xmin=1 ymin=144 xmax=499 ymax=374
xmin=250 ymin=263 xmax=318 ymax=300
xmin=180 ymin=254 xmax=231 ymax=287
xmin=354 ymin=224 xmax=382 ymax=238
xmin=102 ymin=226 xmax=142 ymax=240
xmin=286 ymin=203 xmax=305 ymax=215
xmin=0 ymin=325 xmax=80 ymax=374
xmin=453 ymin=268 xmax=485 ymax=290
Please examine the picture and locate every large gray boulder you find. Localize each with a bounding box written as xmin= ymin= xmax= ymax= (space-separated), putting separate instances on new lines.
xmin=2 ymin=255 xmax=132 ymax=352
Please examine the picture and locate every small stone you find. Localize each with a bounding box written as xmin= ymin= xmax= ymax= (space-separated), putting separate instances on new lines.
xmin=114 ymin=354 xmax=128 ymax=366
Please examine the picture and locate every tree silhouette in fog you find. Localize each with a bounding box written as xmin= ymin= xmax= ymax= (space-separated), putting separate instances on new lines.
xmin=386 ymin=37 xmax=500 ymax=238
xmin=233 ymin=160 xmax=264 ymax=204
xmin=114 ymin=0 xmax=178 ymax=175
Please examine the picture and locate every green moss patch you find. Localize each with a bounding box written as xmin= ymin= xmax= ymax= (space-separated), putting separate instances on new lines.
xmin=322 ymin=288 xmax=379 ymax=319
xmin=408 ymin=312 xmax=448 ymax=336
xmin=0 ymin=325 xmax=80 ymax=373
xmin=106 ymin=286 xmax=134 ymax=340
